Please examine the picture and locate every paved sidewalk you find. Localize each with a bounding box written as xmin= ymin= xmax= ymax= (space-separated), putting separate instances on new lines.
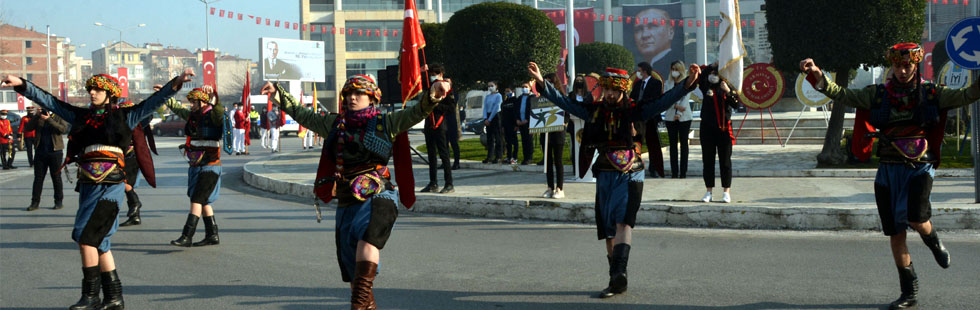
xmin=242 ymin=144 xmax=979 ymax=231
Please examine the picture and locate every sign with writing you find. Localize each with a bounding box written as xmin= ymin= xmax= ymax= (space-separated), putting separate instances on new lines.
xmin=938 ymin=61 xmax=973 ymax=89
xmin=795 ymin=72 xmax=835 ymax=107
xmin=529 ymin=95 xmax=565 ymax=134
xmin=739 ymin=63 xmax=784 ymax=109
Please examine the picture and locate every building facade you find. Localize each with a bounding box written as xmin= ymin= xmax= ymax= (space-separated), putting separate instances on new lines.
xmin=0 ymin=24 xmax=61 ymax=95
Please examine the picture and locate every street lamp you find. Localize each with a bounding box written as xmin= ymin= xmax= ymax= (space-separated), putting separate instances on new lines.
xmin=94 ymin=22 xmax=146 ymax=72
xmin=198 ymin=0 xmax=222 ymax=50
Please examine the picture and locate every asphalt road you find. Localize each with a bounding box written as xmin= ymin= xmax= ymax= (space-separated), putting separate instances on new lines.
xmin=2 ymin=136 xmax=978 ymax=310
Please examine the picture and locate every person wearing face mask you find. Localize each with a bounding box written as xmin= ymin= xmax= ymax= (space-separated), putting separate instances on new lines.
xmin=529 ymin=62 xmax=700 ymax=299
xmin=802 ymin=43 xmax=979 ymax=310
xmin=163 ymin=86 xmax=227 ymax=249
xmin=262 ymin=75 xmax=446 ymax=309
xmin=663 ymin=61 xmax=693 ymax=178
xmin=629 ymin=62 xmax=666 ymax=178
xmin=482 ymin=81 xmax=504 ymax=164
xmin=4 ymin=69 xmax=191 ymax=310
xmin=19 ymin=106 xmax=36 ymax=168
xmin=0 ymin=109 xmax=14 ymax=169
xmin=538 ymin=73 xmax=569 ymax=198
xmin=500 ymin=85 xmax=521 ymax=164
xmin=516 ymin=81 xmax=537 ymax=165
xmin=424 ymin=64 xmax=462 ymax=170
xmin=697 ymin=64 xmax=738 ymax=204
xmin=420 ymin=63 xmax=456 ymax=193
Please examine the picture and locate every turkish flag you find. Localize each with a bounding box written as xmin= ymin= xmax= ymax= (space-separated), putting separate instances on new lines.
xmin=399 ymin=0 xmax=426 ymax=103
xmin=117 ymin=67 xmax=129 ymax=98
xmin=16 ymin=93 xmax=25 ymax=110
xmin=395 ymin=0 xmax=427 ymax=209
xmin=202 ymin=50 xmax=216 ymax=88
xmin=242 ymin=70 xmax=251 ymax=145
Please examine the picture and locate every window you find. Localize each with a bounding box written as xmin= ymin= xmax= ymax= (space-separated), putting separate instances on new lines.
xmin=310 ymin=0 xmax=334 ymax=11
xmin=5 ymin=92 xmax=17 ymax=103
xmin=25 ymin=57 xmax=33 ymax=65
xmin=345 ymin=21 xmax=401 ymax=52
xmin=315 ymin=60 xmax=336 ymax=90
xmin=346 ymin=59 xmax=395 ymax=77
xmin=342 ymin=0 xmax=407 ymax=11
xmin=111 ymin=55 xmax=118 ymax=62
xmin=26 ymin=73 xmax=34 ymax=80
xmin=25 ymin=41 xmax=32 ymax=48
xmin=310 ymin=23 xmax=336 ymax=51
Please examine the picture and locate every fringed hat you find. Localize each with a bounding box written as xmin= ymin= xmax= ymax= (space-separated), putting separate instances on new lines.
xmin=85 ymin=74 xmax=122 ymax=98
xmin=341 ymin=74 xmax=382 ymax=104
xmin=599 ymin=68 xmax=632 ymax=92
xmin=887 ymin=43 xmax=924 ymax=65
xmin=187 ymin=88 xmax=210 ymax=103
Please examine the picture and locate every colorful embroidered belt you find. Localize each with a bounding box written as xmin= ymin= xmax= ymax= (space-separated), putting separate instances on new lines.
xmin=189 ymin=140 xmax=220 ymax=148
xmin=340 ymin=165 xmax=392 ymax=202
xmin=878 ymin=135 xmax=934 ymax=163
xmin=77 ymin=145 xmax=126 ymax=184
xmin=594 ymin=146 xmax=644 ymax=173
xmin=84 ymin=145 xmax=123 ymax=154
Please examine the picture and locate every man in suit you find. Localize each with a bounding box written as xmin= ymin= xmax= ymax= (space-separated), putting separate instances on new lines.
xmin=631 ymin=62 xmax=666 ymax=178
xmin=633 ymin=7 xmax=681 ymax=77
xmin=516 ymin=81 xmax=537 ymax=165
xmin=263 ymin=41 xmax=300 ymax=80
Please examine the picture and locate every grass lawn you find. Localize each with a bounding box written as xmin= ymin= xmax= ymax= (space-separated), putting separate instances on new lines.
xmin=418 ymin=132 xmax=671 ymax=165
xmin=822 ymin=134 xmax=974 ymax=169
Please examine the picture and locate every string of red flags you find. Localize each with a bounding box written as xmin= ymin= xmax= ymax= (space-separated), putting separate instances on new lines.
xmin=206 ymin=5 xmax=769 ymax=38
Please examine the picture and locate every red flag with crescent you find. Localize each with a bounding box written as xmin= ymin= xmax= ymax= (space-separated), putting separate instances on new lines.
xmin=242 ymin=69 xmax=252 ymax=145
xmin=117 ymin=67 xmax=129 ymax=98
xmin=203 ymin=50 xmax=217 ymax=88
xmin=399 ymin=0 xmax=426 ymax=104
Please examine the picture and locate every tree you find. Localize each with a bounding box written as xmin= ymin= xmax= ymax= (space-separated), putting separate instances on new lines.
xmin=444 ymin=2 xmax=561 ymax=89
xmin=573 ymin=42 xmax=635 ymax=76
xmin=421 ymin=23 xmax=447 ymax=69
xmin=765 ymin=0 xmax=925 ymax=165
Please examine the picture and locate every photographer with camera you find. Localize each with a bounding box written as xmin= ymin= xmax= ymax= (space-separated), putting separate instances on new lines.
xmin=26 ymin=108 xmax=69 ymax=211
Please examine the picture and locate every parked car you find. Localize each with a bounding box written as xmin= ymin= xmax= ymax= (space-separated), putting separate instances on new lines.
xmin=152 ymin=114 xmax=186 ymax=137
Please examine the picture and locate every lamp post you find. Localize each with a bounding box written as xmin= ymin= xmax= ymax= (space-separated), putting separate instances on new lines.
xmin=93 ymin=22 xmax=146 ymax=72
xmin=198 ymin=0 xmax=222 ymax=51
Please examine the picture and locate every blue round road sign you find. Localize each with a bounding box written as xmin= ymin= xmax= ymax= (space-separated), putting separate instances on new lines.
xmin=946 ymin=17 xmax=980 ymax=70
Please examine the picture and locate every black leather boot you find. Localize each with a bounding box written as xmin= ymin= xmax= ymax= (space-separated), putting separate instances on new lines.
xmin=920 ymin=230 xmax=950 ymax=269
xmin=100 ymin=269 xmax=124 ymax=310
xmin=170 ymin=214 xmax=199 ymax=247
xmin=69 ymin=266 xmax=101 ymax=310
xmin=440 ymin=184 xmax=455 ymax=194
xmin=609 ymin=243 xmax=630 ymax=294
xmin=124 ymin=190 xmax=142 ymax=217
xmin=889 ymin=263 xmax=918 ymax=310
xmin=192 ymin=216 xmax=220 ymax=246
xmin=599 ymin=255 xmax=616 ymax=298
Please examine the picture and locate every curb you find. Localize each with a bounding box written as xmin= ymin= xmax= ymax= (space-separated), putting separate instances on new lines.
xmin=243 ymin=157 xmax=980 ymax=231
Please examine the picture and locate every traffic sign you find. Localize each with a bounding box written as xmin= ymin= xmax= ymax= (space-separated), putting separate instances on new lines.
xmin=945 ymin=17 xmax=980 ymax=70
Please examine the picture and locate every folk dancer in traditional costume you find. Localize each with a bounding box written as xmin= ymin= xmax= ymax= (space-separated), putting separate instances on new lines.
xmin=165 ymin=86 xmax=230 ymax=247
xmin=261 ymin=74 xmax=448 ymax=309
xmin=3 ymin=69 xmax=191 ymax=310
xmin=801 ymin=42 xmax=979 ymax=309
xmin=528 ymin=62 xmax=700 ymax=298
xmin=116 ymin=96 xmax=160 ymax=227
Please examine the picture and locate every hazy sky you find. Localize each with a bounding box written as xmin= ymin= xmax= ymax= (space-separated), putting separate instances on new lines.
xmin=2 ymin=0 xmax=301 ymax=61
